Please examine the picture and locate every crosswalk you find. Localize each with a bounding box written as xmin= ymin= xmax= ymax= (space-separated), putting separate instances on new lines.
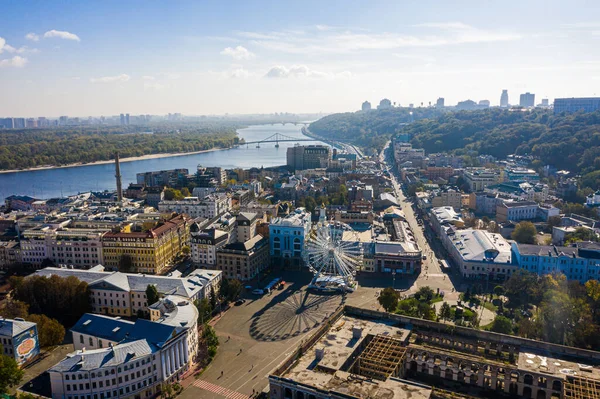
xmin=192 ymin=379 xmax=250 ymax=399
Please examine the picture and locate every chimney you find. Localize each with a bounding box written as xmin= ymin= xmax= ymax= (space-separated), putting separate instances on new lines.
xmin=115 ymin=152 xmax=123 ymax=203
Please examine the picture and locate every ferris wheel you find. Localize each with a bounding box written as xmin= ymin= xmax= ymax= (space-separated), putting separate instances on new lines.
xmin=304 ymin=221 xmax=363 ymax=292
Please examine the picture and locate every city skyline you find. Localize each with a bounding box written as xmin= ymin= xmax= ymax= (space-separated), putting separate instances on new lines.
xmin=1 ymin=1 xmax=600 ymax=116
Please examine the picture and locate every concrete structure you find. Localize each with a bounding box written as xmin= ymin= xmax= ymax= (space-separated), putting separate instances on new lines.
xmin=269 ymin=208 xmax=311 ymax=269
xmin=436 ymin=97 xmax=444 ymax=108
xmin=512 ymin=242 xmax=600 ymax=283
xmin=270 ymin=306 xmax=600 ymax=399
xmin=34 ymin=266 xmax=221 ymax=317
xmin=361 ymin=101 xmax=371 ymax=111
xmin=377 ymin=98 xmax=392 ymax=110
xmin=520 ymin=92 xmax=535 ymax=107
xmin=430 ymin=187 xmax=463 ymax=210
xmin=216 ymin=234 xmax=269 ymax=281
xmin=554 ymin=97 xmax=600 ymax=114
xmin=102 ymin=214 xmax=191 ymax=274
xmin=158 ymin=194 xmax=231 ymax=219
xmin=236 ymin=212 xmax=258 ymax=243
xmin=49 ymin=295 xmax=198 ymax=399
xmin=463 ymin=168 xmax=500 ymax=192
xmin=0 ymin=317 xmax=39 ymax=365
xmin=504 ymin=167 xmax=539 ymax=183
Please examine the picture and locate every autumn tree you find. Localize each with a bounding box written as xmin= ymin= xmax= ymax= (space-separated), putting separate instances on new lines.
xmin=27 ymin=314 xmax=65 ymax=347
xmin=511 ymin=221 xmax=537 ymax=244
xmin=146 ymin=284 xmax=160 ymax=306
xmin=378 ymin=287 xmax=400 ymax=312
xmin=0 ymin=351 xmax=23 ymax=394
xmin=0 ymin=300 xmax=29 ymax=319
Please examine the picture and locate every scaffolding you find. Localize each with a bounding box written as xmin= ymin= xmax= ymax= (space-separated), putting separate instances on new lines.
xmin=565 ymin=375 xmax=600 ymax=399
xmin=354 ymin=334 xmax=406 ymax=381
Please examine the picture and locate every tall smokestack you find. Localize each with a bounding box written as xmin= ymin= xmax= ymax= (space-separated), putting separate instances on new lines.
xmin=115 ymin=152 xmax=123 ymax=202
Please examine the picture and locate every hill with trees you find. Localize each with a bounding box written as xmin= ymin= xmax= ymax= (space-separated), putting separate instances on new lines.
xmin=0 ymin=122 xmax=240 ymax=170
xmin=310 ymin=107 xmax=600 ymax=174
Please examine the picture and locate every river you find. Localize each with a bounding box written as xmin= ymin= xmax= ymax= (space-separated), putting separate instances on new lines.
xmin=0 ymin=123 xmax=326 ymax=203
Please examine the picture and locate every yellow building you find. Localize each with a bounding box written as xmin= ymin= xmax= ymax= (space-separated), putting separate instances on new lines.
xmin=102 ymin=214 xmax=191 ymax=274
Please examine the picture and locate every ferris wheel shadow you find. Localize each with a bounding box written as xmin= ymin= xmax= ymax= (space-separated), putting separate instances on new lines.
xmin=249 ymin=289 xmax=346 ymax=342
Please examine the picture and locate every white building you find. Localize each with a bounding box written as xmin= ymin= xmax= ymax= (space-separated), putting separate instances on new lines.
xmin=158 ymin=194 xmax=231 ymax=219
xmin=190 ymin=225 xmax=229 ymax=267
xmin=34 ymin=266 xmax=221 ymax=317
xmin=462 ymin=168 xmax=500 ymax=192
xmin=0 ymin=317 xmax=40 ymax=365
xmin=446 ymin=229 xmax=516 ymax=281
xmin=50 ymin=296 xmax=198 ymax=399
xmin=496 ymin=201 xmax=538 ymax=223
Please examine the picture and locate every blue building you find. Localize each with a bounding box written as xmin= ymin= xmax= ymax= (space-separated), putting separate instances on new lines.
xmin=554 ymin=97 xmax=600 ymax=114
xmin=0 ymin=317 xmax=40 ymax=365
xmin=269 ymin=208 xmax=312 ymax=268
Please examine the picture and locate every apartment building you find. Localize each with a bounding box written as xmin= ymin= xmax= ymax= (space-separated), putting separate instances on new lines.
xmin=462 ymin=168 xmax=500 ymax=192
xmin=216 ymin=234 xmax=269 ymax=281
xmin=158 ymin=194 xmax=230 ymax=219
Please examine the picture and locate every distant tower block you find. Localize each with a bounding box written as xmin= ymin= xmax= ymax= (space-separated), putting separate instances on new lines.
xmin=115 ymin=152 xmax=123 ymax=202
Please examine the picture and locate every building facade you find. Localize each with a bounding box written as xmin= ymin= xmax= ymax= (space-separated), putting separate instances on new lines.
xmin=216 ymin=235 xmax=269 ymax=281
xmin=269 ymin=208 xmax=311 ymax=268
xmin=0 ymin=317 xmax=40 ymax=365
xmin=554 ymin=97 xmax=600 ymax=114
xmin=463 ymin=168 xmax=499 ymax=192
xmin=190 ymin=226 xmax=228 ymax=267
xmin=158 ymin=194 xmax=230 ymax=219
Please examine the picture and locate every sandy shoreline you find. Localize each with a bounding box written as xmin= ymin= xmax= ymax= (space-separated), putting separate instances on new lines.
xmin=0 ymin=147 xmax=228 ymax=175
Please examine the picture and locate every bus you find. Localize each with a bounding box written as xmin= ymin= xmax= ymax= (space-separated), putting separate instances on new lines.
xmin=439 ymin=259 xmax=451 ymax=271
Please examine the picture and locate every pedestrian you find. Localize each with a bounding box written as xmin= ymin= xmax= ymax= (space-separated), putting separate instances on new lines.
xmin=221 ymin=370 xmax=223 ymax=377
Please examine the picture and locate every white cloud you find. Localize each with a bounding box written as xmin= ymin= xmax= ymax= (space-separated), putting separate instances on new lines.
xmin=413 ymin=22 xmax=472 ymax=30
xmin=25 ymin=32 xmax=40 ymax=42
xmin=229 ymin=68 xmax=250 ymax=78
xmin=239 ymin=24 xmax=520 ymax=55
xmin=44 ymin=30 xmax=81 ymax=41
xmin=0 ymin=56 xmax=28 ymax=68
xmin=264 ymin=65 xmax=350 ymax=79
xmin=142 ymin=75 xmax=156 ymax=80
xmin=0 ymin=38 xmax=33 ymax=55
xmin=144 ymin=81 xmax=169 ymax=90
xmin=220 ymin=46 xmax=255 ymax=60
xmin=90 ymin=74 xmax=130 ymax=83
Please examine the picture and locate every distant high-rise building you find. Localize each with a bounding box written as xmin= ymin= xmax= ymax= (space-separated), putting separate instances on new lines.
xmin=478 ymin=100 xmax=490 ymax=108
xmin=377 ymin=99 xmax=392 ymax=110
xmin=436 ymin=98 xmax=445 ymax=108
xmin=541 ymin=99 xmax=549 ymax=107
xmin=519 ymin=92 xmax=535 ymax=107
xmin=554 ymin=97 xmax=600 ymax=114
xmin=125 ymin=113 xmax=130 ymax=125
xmin=287 ymin=145 xmax=331 ymax=171
xmin=26 ymin=118 xmax=37 ymax=128
xmin=0 ymin=118 xmax=14 ymax=129
xmin=120 ymin=113 xmax=125 ymax=125
xmin=361 ymin=101 xmax=372 ymax=112
xmin=58 ymin=116 xmax=68 ymax=126
xmin=13 ymin=118 xmax=25 ymax=129
xmin=500 ymin=90 xmax=509 ymax=107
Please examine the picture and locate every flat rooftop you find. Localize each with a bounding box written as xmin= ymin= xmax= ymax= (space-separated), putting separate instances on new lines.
xmin=518 ymin=351 xmax=600 ymax=382
xmin=279 ymin=315 xmax=430 ymax=399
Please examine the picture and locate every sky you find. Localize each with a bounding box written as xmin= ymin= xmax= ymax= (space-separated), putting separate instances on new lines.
xmin=1 ymin=0 xmax=600 ymax=117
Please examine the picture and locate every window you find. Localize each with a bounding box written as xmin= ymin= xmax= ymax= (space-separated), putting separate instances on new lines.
xmin=89 ymin=337 xmax=93 ymax=346
xmin=80 ymin=335 xmax=84 ymax=344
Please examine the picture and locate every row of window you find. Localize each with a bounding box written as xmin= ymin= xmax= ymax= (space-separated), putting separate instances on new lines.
xmin=66 ymin=376 xmax=156 ymax=398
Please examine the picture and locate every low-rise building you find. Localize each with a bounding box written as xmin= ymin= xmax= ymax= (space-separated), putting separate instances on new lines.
xmin=269 ymin=208 xmax=311 ymax=269
xmin=190 ymin=225 xmax=228 ymax=267
xmin=34 ymin=266 xmax=221 ymax=317
xmin=373 ymin=241 xmax=422 ymax=275
xmin=0 ymin=317 xmax=40 ymax=365
xmin=430 ymin=187 xmax=462 ymax=210
xmin=50 ymin=295 xmax=197 ymax=399
xmin=462 ymin=168 xmax=500 ymax=192
xmin=430 ymin=206 xmax=464 ymax=237
xmin=158 ymin=194 xmax=230 ymax=219
xmin=216 ymin=234 xmax=269 ymax=281
xmin=102 ymin=214 xmax=191 ymax=274
xmin=0 ymin=240 xmax=20 ymax=270
xmin=512 ymin=242 xmax=600 ymax=282
xmin=503 ymin=166 xmax=539 ymax=183
xmin=496 ymin=201 xmax=539 ymax=223
xmin=446 ymin=229 xmax=515 ymax=280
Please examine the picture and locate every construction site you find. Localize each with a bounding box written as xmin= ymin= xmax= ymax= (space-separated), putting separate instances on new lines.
xmin=268 ymin=306 xmax=600 ymax=399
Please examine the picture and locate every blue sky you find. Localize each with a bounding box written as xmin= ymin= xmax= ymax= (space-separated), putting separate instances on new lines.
xmin=1 ymin=0 xmax=600 ymax=116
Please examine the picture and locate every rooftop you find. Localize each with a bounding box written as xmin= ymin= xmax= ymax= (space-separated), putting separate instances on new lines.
xmin=0 ymin=317 xmax=37 ymax=337
xmin=277 ymin=315 xmax=428 ymax=399
xmin=450 ymin=229 xmax=512 ymax=263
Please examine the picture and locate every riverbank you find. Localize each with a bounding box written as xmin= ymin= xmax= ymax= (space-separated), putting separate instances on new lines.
xmin=0 ymin=147 xmax=229 ymax=175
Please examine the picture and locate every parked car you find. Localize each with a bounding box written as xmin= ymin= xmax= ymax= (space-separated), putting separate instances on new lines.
xmin=252 ymin=289 xmax=264 ymax=295
xmin=244 ymin=285 xmax=253 ymax=290
xmin=235 ymin=298 xmax=246 ymax=306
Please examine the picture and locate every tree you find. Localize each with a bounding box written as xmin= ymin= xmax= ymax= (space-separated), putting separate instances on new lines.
xmin=547 ymin=215 xmax=562 ymax=231
xmin=11 ymin=275 xmax=90 ymax=327
xmin=118 ymin=254 xmax=134 ymax=272
xmin=493 ymin=285 xmax=505 ymax=297
xmin=511 ymin=221 xmax=537 ymax=244
xmin=164 ymin=188 xmax=184 ymax=201
xmin=27 ymin=314 xmax=65 ymax=347
xmin=0 ymin=352 xmax=23 ymax=394
xmin=224 ymin=279 xmax=242 ymax=303
xmin=195 ymin=298 xmax=213 ymax=324
xmin=565 ymin=227 xmax=599 ymax=244
xmin=209 ymin=286 xmax=217 ymax=310
xmin=181 ymin=245 xmax=191 ymax=256
xmin=146 ymin=284 xmax=160 ymax=306
xmin=439 ymin=302 xmax=452 ymax=320
xmin=415 ymin=286 xmax=435 ymax=302
xmin=490 ymin=315 xmax=513 ymax=334
xmin=378 ymin=287 xmax=400 ymax=312
xmin=0 ymin=299 xmax=29 ymax=319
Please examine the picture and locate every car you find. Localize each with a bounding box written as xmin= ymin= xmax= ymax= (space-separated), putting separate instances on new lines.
xmin=422 ymin=255 xmax=427 ymax=260
xmin=244 ymin=285 xmax=253 ymax=290
xmin=235 ymin=298 xmax=246 ymax=306
xmin=252 ymin=289 xmax=264 ymax=295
